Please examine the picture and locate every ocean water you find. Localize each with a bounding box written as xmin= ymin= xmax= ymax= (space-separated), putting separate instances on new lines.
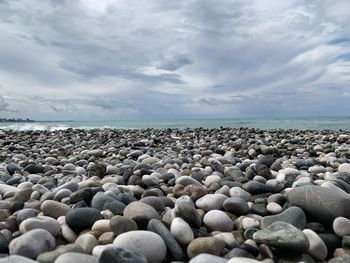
xmin=0 ymin=117 xmax=350 ymax=131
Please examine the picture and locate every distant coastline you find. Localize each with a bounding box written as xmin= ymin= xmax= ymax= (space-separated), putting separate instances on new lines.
xmin=0 ymin=118 xmax=35 ymax=123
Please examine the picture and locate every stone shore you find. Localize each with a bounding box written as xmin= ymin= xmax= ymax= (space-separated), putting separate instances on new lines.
xmin=1 ymin=127 xmax=350 ymax=262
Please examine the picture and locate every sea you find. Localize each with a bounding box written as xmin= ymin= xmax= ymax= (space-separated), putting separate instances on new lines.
xmin=1 ymin=117 xmax=350 ymax=131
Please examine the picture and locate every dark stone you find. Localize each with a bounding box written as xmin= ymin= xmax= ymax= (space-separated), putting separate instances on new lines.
xmin=0 ymin=233 xmax=9 ymax=253
xmin=103 ymin=201 xmax=126 ymax=215
xmin=318 ymin=233 xmax=342 ymax=259
xmin=110 ymin=215 xmax=138 ymax=237
xmin=91 ymin=192 xmax=116 ymax=211
xmin=23 ymin=164 xmax=44 ymax=174
xmin=65 ymin=207 xmax=103 ymax=230
xmin=261 ymin=206 xmax=307 ymax=229
xmin=148 ymin=219 xmax=185 ymax=261
xmin=6 ymin=163 xmax=21 ymax=175
xmin=88 ymin=163 xmax=106 ymax=178
xmin=117 ymin=193 xmax=137 ymax=205
xmin=287 ymin=185 xmax=350 ymax=226
xmin=140 ymin=196 xmax=165 ymax=212
xmin=243 ymin=181 xmax=270 ymax=195
xmin=70 ymin=188 xmax=94 ymax=203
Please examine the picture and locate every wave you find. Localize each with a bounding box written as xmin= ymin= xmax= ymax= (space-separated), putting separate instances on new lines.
xmin=0 ymin=123 xmax=70 ymax=131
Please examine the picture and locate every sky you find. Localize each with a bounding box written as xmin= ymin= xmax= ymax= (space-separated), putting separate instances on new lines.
xmin=0 ymin=0 xmax=350 ymax=121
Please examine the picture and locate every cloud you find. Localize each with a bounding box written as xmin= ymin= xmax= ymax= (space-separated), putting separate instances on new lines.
xmin=0 ymin=0 xmax=350 ymax=120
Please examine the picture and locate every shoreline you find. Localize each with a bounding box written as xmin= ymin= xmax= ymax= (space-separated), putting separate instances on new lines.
xmin=0 ymin=128 xmax=350 ymax=261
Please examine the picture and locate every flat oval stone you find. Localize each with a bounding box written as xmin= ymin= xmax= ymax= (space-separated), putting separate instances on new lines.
xmin=253 ymin=222 xmax=309 ymax=252
xmin=65 ymin=207 xmax=103 ymax=230
xmin=91 ymin=219 xmax=111 ymax=232
xmin=19 ymin=216 xmax=61 ymax=236
xmin=187 ymin=237 xmax=225 ymax=258
xmin=113 ymin=230 xmax=167 ymax=262
xmin=333 ymin=217 xmax=350 ymax=237
xmin=223 ymin=197 xmax=249 ymax=215
xmin=109 ymin=215 xmax=138 ymax=237
xmin=195 ymin=194 xmax=228 ymax=211
xmin=9 ymin=229 xmax=55 ymax=259
xmin=55 ymin=252 xmax=98 ymax=263
xmin=171 ymin=217 xmax=194 ymax=246
xmin=229 ymin=187 xmax=251 ymax=201
xmin=203 ymin=210 xmax=233 ymax=232
xmin=41 ymin=200 xmax=71 ymax=219
xmin=174 ymin=199 xmax=201 ymax=227
xmin=303 ymin=229 xmax=327 ymax=260
xmin=123 ymin=201 xmax=160 ymax=228
xmin=74 ymin=233 xmax=98 ymax=254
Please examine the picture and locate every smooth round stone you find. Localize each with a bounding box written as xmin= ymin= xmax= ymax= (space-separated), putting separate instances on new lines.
xmin=98 ymin=232 xmax=115 ymax=245
xmin=189 ymin=253 xmax=228 ymax=263
xmin=176 ymin=176 xmax=202 ymax=186
xmin=308 ymin=165 xmax=327 ymax=174
xmin=229 ymin=187 xmax=251 ymax=201
xmin=174 ymin=199 xmax=201 ymax=227
xmin=19 ymin=216 xmax=61 ymax=236
xmin=65 ymin=207 xmax=103 ymax=230
xmin=123 ymin=201 xmax=160 ymax=228
xmin=171 ymin=217 xmax=194 ymax=246
xmin=223 ymin=197 xmax=249 ymax=215
xmin=214 ymin=232 xmax=239 ymax=249
xmin=9 ymin=229 xmax=55 ymax=259
xmin=333 ymin=217 xmax=350 ymax=237
xmin=55 ymin=252 xmax=98 ymax=263
xmin=241 ymin=217 xmax=260 ymax=230
xmin=0 ymin=255 xmax=38 ymax=263
xmin=338 ymin=163 xmax=350 ymax=174
xmin=260 ymin=206 xmax=306 ymax=229
xmin=203 ymin=210 xmax=233 ymax=232
xmin=253 ymin=222 xmax=309 ymax=252
xmin=139 ymin=196 xmax=165 ymax=212
xmin=100 ymin=246 xmax=147 ymax=263
xmin=142 ymin=174 xmax=159 ymax=187
xmin=61 ymin=224 xmax=77 ymax=243
xmin=266 ymin=202 xmax=282 ymax=214
xmin=109 ymin=215 xmax=138 ymax=237
xmin=148 ymin=219 xmax=185 ymax=260
xmin=103 ymin=201 xmax=126 ymax=215
xmin=113 ymin=230 xmax=167 ymax=263
xmin=36 ymin=244 xmax=84 ymax=263
xmin=303 ymin=229 xmax=328 ymax=260
xmin=195 ymin=194 xmax=228 ymax=211
xmin=287 ymin=185 xmax=350 ymax=226
xmin=41 ymin=200 xmax=71 ymax=219
xmin=74 ymin=233 xmax=98 ymax=254
xmin=187 ymin=237 xmax=225 ymax=258
xmin=91 ymin=219 xmax=111 ymax=232
xmin=54 ymin=189 xmax=72 ymax=201
xmin=16 ymin=208 xmax=38 ymax=226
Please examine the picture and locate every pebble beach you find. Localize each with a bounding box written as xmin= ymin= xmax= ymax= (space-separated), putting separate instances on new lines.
xmin=1 ymin=127 xmax=350 ymax=263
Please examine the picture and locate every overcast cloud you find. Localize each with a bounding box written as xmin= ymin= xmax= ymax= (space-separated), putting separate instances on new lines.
xmin=0 ymin=0 xmax=349 ymax=120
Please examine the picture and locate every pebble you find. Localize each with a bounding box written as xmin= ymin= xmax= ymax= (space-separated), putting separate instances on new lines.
xmin=0 ymin=255 xmax=39 ymax=263
xmin=333 ymin=217 xmax=350 ymax=237
xmin=19 ymin=216 xmax=61 ymax=237
xmin=109 ymin=215 xmax=138 ymax=236
xmin=54 ymin=252 xmax=98 ymax=263
xmin=195 ymin=194 xmax=228 ymax=211
xmin=123 ymin=201 xmax=160 ymax=228
xmin=187 ymin=237 xmax=225 ymax=258
xmin=223 ymin=197 xmax=250 ymax=215
xmin=171 ymin=217 xmax=194 ymax=245
xmin=260 ymin=206 xmax=306 ymax=229
xmin=287 ymin=185 xmax=350 ymax=226
xmin=74 ymin=233 xmax=98 ymax=253
xmin=203 ymin=210 xmax=233 ymax=232
xmin=65 ymin=207 xmax=104 ymax=230
xmin=303 ymin=229 xmax=328 ymax=260
xmin=189 ymin=253 xmax=228 ymax=263
xmin=253 ymin=222 xmax=309 ymax=252
xmin=36 ymin=244 xmax=84 ymax=263
xmin=148 ymin=219 xmax=185 ymax=260
xmin=113 ymin=230 xmax=167 ymax=262
xmin=9 ymin=229 xmax=55 ymax=259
